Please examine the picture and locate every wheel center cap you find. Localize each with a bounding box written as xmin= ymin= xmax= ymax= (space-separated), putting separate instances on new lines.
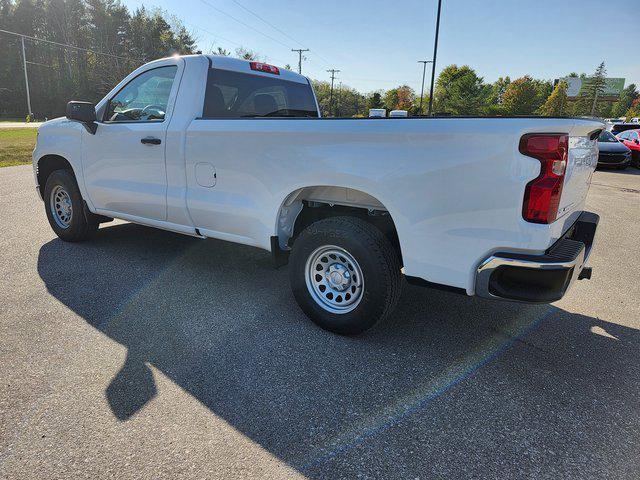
xmin=330 ymin=271 xmax=343 ymax=284
xmin=326 ymin=264 xmax=351 ymax=290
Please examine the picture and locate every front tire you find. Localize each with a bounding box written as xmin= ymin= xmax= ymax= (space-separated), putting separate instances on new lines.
xmin=44 ymin=169 xmax=98 ymax=242
xmin=289 ymin=216 xmax=402 ymax=335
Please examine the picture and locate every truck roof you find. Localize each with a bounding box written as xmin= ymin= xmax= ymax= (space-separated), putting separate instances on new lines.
xmin=202 ymin=54 xmax=310 ymax=85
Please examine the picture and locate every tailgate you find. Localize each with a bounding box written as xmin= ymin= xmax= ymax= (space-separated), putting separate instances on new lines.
xmin=556 ymin=128 xmax=600 ymax=220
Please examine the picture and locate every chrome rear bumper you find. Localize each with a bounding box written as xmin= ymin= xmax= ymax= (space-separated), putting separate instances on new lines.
xmin=475 ymin=212 xmax=599 ymax=303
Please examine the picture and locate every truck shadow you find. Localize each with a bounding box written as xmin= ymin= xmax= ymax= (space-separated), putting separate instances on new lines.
xmin=37 ymin=223 xmax=640 ymax=475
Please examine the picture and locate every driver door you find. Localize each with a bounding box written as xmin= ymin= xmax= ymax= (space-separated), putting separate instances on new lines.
xmin=82 ymin=63 xmax=179 ymax=221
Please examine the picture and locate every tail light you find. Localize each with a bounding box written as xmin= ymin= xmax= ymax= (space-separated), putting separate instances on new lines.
xmin=250 ymin=62 xmax=280 ymax=75
xmin=520 ymin=134 xmax=568 ymax=224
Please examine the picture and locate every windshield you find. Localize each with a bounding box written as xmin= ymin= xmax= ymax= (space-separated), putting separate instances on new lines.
xmin=598 ymin=130 xmax=619 ymax=143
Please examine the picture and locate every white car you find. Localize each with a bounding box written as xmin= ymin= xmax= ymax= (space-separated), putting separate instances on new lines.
xmin=33 ymin=55 xmax=602 ymax=334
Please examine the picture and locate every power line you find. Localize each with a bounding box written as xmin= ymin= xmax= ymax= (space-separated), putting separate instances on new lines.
xmin=198 ymin=0 xmax=292 ymax=50
xmin=185 ymin=21 xmax=243 ymax=48
xmin=227 ymin=0 xmax=333 ymax=67
xmin=123 ymin=0 xmax=288 ymax=64
xmin=0 ymin=28 xmax=138 ymax=61
xmin=1 ymin=27 xmax=141 ymax=117
xmin=230 ymin=0 xmax=302 ymax=47
xmin=342 ymin=76 xmax=421 ymax=85
xmin=177 ymin=19 xmax=289 ymax=65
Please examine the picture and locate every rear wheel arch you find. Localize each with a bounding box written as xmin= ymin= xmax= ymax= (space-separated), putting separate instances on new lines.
xmin=275 ymin=186 xmax=404 ymax=266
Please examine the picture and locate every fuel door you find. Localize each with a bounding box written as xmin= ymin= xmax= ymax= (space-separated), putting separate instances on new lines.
xmin=195 ymin=162 xmax=217 ymax=188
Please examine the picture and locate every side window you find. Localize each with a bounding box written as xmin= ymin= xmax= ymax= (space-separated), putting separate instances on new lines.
xmin=618 ymin=131 xmax=628 ymax=140
xmin=105 ymin=66 xmax=178 ymax=122
xmin=631 ymin=132 xmax=639 ymax=141
xmin=202 ymin=68 xmax=318 ymax=118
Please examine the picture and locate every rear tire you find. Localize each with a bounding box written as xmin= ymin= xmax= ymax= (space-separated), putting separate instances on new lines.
xmin=289 ymin=216 xmax=402 ymax=335
xmin=44 ymin=169 xmax=99 ymax=242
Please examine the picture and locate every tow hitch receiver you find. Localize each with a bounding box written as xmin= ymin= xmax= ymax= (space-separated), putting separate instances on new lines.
xmin=578 ymin=267 xmax=592 ymax=280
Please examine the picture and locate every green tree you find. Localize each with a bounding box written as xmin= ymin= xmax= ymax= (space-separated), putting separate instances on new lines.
xmin=383 ymin=88 xmax=398 ymax=112
xmin=502 ymin=76 xmax=539 ymax=115
xmin=532 ymin=79 xmax=553 ymax=108
xmin=573 ymin=62 xmax=607 ymax=117
xmin=311 ymin=80 xmax=330 ymax=116
xmin=312 ymin=80 xmax=365 ymax=117
xmin=538 ymin=81 xmax=568 ymax=116
xmin=0 ymin=0 xmax=197 ymax=118
xmin=433 ymin=64 xmax=486 ymax=115
xmin=487 ymin=76 xmax=511 ymax=105
xmin=383 ymin=85 xmax=415 ymax=112
xmin=396 ymin=85 xmax=416 ymax=111
xmin=367 ymin=92 xmax=383 ymax=110
xmin=611 ymin=84 xmax=639 ymax=118
xmin=234 ymin=46 xmax=260 ymax=61
xmin=624 ymin=98 xmax=640 ymax=120
xmin=211 ymin=46 xmax=230 ymax=56
xmin=334 ymin=85 xmax=366 ymax=117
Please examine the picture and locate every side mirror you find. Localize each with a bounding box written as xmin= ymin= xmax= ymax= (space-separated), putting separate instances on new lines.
xmin=66 ymin=101 xmax=97 ymax=134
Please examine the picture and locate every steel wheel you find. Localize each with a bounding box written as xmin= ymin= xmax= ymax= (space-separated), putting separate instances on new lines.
xmin=304 ymin=245 xmax=364 ymax=314
xmin=49 ymin=184 xmax=73 ymax=229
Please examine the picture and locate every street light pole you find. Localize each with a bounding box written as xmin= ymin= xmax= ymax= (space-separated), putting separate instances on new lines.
xmin=427 ymin=0 xmax=443 ymax=116
xmin=20 ymin=35 xmax=33 ymax=118
xmin=418 ymin=60 xmax=433 ymax=115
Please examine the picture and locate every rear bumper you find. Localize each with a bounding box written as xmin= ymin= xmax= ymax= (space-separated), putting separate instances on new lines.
xmin=475 ymin=211 xmax=599 ymax=303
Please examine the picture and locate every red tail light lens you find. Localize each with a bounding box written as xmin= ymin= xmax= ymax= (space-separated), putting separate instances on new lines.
xmin=250 ymin=62 xmax=280 ymax=75
xmin=520 ymin=134 xmax=568 ymax=224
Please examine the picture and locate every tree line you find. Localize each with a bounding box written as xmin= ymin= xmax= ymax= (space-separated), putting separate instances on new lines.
xmin=1 ymin=0 xmax=638 ymax=120
xmin=0 ymin=0 xmax=196 ymax=118
xmin=312 ymin=63 xmax=639 ymax=120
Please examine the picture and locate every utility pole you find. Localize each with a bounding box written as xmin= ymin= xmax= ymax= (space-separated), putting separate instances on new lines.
xmin=427 ymin=0 xmax=443 ymax=116
xmin=20 ymin=35 xmax=33 ymax=118
xmin=291 ymin=48 xmax=310 ymax=74
xmin=418 ymin=60 xmax=433 ymax=115
xmin=327 ymin=69 xmax=340 ymax=117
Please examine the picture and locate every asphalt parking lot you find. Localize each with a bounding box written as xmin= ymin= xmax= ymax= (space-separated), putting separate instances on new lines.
xmin=1 ymin=165 xmax=639 ymax=479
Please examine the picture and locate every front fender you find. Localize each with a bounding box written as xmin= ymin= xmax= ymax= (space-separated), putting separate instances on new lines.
xmin=33 ymin=118 xmax=92 ymax=208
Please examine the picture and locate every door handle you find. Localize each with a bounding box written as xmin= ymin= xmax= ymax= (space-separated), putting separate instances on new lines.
xmin=141 ymin=137 xmax=161 ymax=145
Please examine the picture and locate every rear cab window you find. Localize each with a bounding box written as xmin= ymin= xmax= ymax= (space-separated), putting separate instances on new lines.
xmin=202 ymin=68 xmax=318 ymax=118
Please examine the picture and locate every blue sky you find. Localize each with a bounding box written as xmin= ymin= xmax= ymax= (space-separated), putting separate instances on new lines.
xmin=121 ymin=0 xmax=640 ymax=93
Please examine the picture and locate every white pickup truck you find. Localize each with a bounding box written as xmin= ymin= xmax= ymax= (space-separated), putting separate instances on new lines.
xmin=33 ymin=55 xmax=602 ymax=334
